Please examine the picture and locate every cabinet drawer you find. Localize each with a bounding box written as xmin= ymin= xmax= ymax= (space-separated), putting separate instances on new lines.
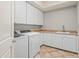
xmin=0 ymin=37 xmax=12 ymax=57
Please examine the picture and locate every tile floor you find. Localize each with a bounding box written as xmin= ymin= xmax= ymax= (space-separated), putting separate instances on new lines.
xmin=35 ymin=45 xmax=79 ymax=58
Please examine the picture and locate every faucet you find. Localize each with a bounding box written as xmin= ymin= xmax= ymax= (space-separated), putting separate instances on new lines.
xmin=62 ymin=25 xmax=65 ymax=32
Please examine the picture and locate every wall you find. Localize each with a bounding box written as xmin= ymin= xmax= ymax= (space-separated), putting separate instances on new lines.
xmin=42 ymin=6 xmax=77 ymax=31
xmin=14 ymin=24 xmax=41 ymax=30
xmin=77 ymin=2 xmax=79 ymax=34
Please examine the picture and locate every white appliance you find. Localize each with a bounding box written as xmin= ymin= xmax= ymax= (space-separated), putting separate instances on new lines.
xmin=14 ymin=35 xmax=28 ymax=58
xmin=22 ymin=32 xmax=40 ymax=58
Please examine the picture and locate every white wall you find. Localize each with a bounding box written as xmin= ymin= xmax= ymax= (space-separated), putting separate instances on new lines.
xmin=43 ymin=6 xmax=77 ymax=31
xmin=77 ymin=2 xmax=79 ymax=34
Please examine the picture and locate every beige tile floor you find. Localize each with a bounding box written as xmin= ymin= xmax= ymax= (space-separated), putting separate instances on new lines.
xmin=35 ymin=45 xmax=79 ymax=58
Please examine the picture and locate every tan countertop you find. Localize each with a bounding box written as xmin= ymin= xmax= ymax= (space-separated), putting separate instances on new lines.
xmin=31 ymin=29 xmax=78 ymax=36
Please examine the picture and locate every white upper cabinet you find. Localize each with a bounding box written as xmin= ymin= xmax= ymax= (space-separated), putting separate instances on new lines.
xmin=15 ymin=1 xmax=26 ymax=24
xmin=15 ymin=2 xmax=43 ymax=25
xmin=27 ymin=3 xmax=43 ymax=25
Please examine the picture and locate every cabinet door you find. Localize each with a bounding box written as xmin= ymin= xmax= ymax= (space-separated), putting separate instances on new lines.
xmin=36 ymin=8 xmax=43 ymax=25
xmin=51 ymin=34 xmax=62 ymax=48
xmin=15 ymin=1 xmax=26 ymax=24
xmin=63 ymin=36 xmax=77 ymax=52
xmin=27 ymin=3 xmax=43 ymax=25
xmin=0 ymin=1 xmax=12 ymax=41
xmin=43 ymin=33 xmax=52 ymax=46
xmin=44 ymin=33 xmax=62 ymax=48
xmin=0 ymin=1 xmax=13 ymax=58
xmin=29 ymin=34 xmax=40 ymax=58
xmin=40 ymin=33 xmax=44 ymax=46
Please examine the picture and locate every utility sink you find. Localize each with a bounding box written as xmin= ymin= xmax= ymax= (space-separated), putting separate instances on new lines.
xmin=55 ymin=32 xmax=70 ymax=34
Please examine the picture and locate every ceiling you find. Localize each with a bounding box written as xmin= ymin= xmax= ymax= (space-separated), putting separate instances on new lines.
xmin=28 ymin=1 xmax=77 ymax=12
xmin=33 ymin=1 xmax=63 ymax=8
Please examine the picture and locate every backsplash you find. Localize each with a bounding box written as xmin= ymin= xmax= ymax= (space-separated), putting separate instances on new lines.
xmin=14 ymin=24 xmax=42 ymax=30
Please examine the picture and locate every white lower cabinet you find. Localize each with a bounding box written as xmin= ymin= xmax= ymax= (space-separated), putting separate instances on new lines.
xmin=43 ymin=33 xmax=78 ymax=52
xmin=40 ymin=33 xmax=44 ymax=46
xmin=43 ymin=33 xmax=52 ymax=46
xmin=43 ymin=33 xmax=62 ymax=48
xmin=62 ymin=36 xmax=77 ymax=52
xmin=51 ymin=34 xmax=62 ymax=48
